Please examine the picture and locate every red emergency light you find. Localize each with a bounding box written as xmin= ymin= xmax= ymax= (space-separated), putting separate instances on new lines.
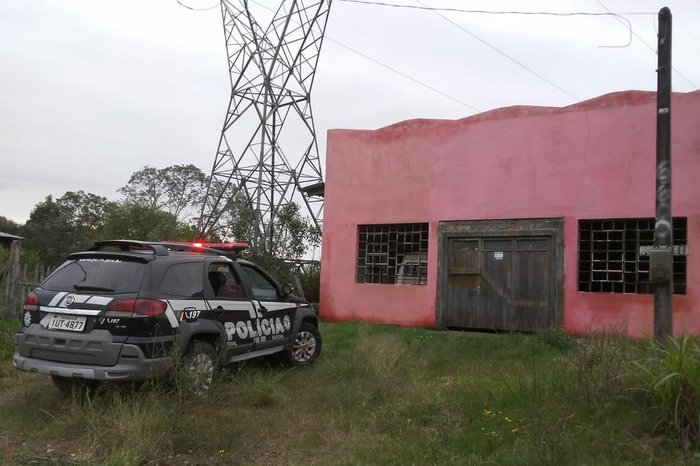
xmin=196 ymin=242 xmax=249 ymax=251
xmin=166 ymin=241 xmax=249 ymax=254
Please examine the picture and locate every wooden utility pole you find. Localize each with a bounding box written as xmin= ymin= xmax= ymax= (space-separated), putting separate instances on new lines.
xmin=651 ymin=7 xmax=673 ymax=343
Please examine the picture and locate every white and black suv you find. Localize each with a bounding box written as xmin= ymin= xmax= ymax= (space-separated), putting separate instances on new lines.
xmin=13 ymin=240 xmax=321 ymax=394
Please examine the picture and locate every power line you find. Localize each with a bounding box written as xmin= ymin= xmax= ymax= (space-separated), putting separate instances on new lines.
xmin=248 ymin=0 xmax=482 ymax=112
xmin=413 ymin=0 xmax=579 ymax=101
xmin=176 ymin=0 xmax=219 ymax=11
xmin=595 ymin=0 xmax=698 ymax=89
xmin=338 ymin=0 xmax=653 ymax=18
xmin=675 ymin=19 xmax=700 ymax=48
xmin=324 ymin=36 xmax=482 ymax=112
xmin=175 ymin=0 xmax=480 ymax=110
xmin=343 ymin=0 xmax=700 ymax=93
xmin=340 ymin=0 xmax=648 ymax=49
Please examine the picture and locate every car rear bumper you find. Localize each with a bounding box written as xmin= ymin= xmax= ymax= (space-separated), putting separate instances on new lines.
xmin=12 ymin=344 xmax=171 ymax=381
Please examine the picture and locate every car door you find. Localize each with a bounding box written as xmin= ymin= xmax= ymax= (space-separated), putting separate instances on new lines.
xmin=155 ymin=260 xmax=211 ymax=355
xmin=236 ymin=263 xmax=297 ymax=351
xmin=204 ymin=261 xmax=258 ymax=357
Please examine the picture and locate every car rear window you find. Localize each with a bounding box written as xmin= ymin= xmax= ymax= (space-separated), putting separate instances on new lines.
xmin=42 ymin=258 xmax=146 ymax=293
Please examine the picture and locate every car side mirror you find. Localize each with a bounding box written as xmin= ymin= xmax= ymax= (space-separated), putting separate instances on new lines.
xmin=281 ymin=283 xmax=295 ymax=297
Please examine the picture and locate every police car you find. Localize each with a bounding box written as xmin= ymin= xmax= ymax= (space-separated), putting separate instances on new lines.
xmin=13 ymin=240 xmax=321 ymax=395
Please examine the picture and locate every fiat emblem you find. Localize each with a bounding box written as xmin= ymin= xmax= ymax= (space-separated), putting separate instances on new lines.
xmin=65 ymin=295 xmax=75 ymax=306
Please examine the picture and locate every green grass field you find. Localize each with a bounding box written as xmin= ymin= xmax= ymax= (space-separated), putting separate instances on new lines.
xmin=0 ymin=319 xmax=697 ymax=465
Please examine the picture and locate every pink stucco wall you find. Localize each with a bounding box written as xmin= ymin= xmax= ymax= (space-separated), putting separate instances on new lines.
xmin=320 ymin=91 xmax=700 ymax=336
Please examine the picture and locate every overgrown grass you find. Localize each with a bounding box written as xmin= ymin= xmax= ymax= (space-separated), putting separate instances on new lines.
xmin=0 ymin=322 xmax=697 ymax=465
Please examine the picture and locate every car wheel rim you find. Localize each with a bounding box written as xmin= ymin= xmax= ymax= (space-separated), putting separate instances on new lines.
xmin=189 ymin=353 xmax=214 ymax=394
xmin=292 ymin=331 xmax=316 ymax=363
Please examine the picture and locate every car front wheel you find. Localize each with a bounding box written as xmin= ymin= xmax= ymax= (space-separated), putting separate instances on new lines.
xmin=284 ymin=323 xmax=321 ymax=366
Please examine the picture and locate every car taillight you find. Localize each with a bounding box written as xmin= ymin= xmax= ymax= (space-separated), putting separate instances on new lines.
xmin=24 ymin=292 xmax=39 ymax=311
xmin=105 ymin=299 xmax=167 ymax=318
xmin=133 ymin=299 xmax=167 ymax=316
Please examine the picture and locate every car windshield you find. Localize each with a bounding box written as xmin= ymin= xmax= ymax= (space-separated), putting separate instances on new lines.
xmin=42 ymin=258 xmax=146 ymax=294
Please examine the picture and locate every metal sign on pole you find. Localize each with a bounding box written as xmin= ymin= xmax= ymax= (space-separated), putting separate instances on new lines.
xmin=651 ymin=6 xmax=673 ymax=343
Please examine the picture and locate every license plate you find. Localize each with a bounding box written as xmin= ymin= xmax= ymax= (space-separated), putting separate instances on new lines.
xmin=46 ymin=314 xmax=87 ymax=332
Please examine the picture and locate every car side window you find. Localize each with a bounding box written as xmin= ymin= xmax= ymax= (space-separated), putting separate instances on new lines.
xmin=208 ymin=263 xmax=247 ymax=299
xmin=240 ymin=265 xmax=279 ymax=301
xmin=159 ymin=262 xmax=204 ymax=297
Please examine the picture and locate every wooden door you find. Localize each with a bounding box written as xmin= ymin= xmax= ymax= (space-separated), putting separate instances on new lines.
xmin=442 ymin=236 xmax=553 ymax=331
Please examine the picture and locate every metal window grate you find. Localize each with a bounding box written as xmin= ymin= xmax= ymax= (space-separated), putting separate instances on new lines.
xmin=357 ymin=223 xmax=429 ymax=285
xmin=578 ymin=218 xmax=687 ymax=295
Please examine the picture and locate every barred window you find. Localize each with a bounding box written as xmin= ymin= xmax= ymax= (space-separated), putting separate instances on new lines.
xmin=578 ymin=218 xmax=687 ymax=295
xmin=357 ymin=223 xmax=428 ymax=285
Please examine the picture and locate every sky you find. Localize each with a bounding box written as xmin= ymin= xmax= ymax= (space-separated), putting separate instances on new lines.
xmin=0 ymin=0 xmax=698 ymax=225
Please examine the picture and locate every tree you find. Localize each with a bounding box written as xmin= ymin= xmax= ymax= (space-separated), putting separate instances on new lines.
xmin=21 ymin=196 xmax=65 ymax=265
xmin=222 ymin=194 xmax=318 ymax=260
xmin=224 ymin=192 xmax=259 ymax=247
xmin=22 ymin=192 xmax=112 ymax=266
xmin=21 ymin=191 xmax=197 ymax=266
xmin=102 ymin=203 xmax=197 ymax=242
xmin=270 ymin=202 xmax=320 ymax=259
xmin=219 ymin=196 xmax=321 ymax=301
xmin=55 ymin=191 xmax=111 ymax=233
xmin=0 ymin=215 xmax=22 ymax=235
xmin=118 ymin=164 xmax=208 ymax=223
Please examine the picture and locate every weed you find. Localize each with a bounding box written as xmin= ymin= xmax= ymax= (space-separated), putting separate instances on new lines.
xmin=355 ymin=333 xmax=411 ymax=380
xmin=157 ymin=338 xmax=228 ymax=402
xmin=319 ymin=331 xmax=415 ymax=395
xmin=66 ymin=387 xmax=178 ymax=463
xmin=573 ymin=330 xmax=627 ymax=404
xmin=532 ymin=414 xmax=575 ymax=466
xmin=0 ymin=319 xmax=19 ymax=362
xmin=536 ymin=327 xmax=576 ymax=351
xmin=0 ymin=322 xmax=695 ymax=464
xmin=235 ymin=368 xmax=290 ymax=408
xmin=479 ymin=408 xmax=520 ymax=439
xmin=630 ymin=336 xmax=700 ymax=453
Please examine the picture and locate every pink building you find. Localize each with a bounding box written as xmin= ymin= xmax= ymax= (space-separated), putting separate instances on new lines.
xmin=319 ymin=90 xmax=700 ymax=337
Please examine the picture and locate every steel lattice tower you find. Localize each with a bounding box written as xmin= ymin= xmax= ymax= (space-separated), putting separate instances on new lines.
xmin=198 ymin=0 xmax=331 ymax=250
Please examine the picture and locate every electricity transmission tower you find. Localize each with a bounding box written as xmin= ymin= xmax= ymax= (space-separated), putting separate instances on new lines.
xmin=197 ymin=0 xmax=331 ymax=252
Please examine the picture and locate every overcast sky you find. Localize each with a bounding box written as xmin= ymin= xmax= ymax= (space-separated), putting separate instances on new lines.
xmin=1 ymin=0 xmax=698 ymax=224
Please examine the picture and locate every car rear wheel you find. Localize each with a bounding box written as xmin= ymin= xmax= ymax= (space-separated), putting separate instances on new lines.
xmin=284 ymin=323 xmax=321 ymax=366
xmin=183 ymin=341 xmax=217 ymax=397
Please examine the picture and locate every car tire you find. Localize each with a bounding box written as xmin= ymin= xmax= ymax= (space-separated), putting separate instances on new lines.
xmin=183 ymin=340 xmax=217 ymax=397
xmin=51 ymin=376 xmax=99 ymax=397
xmin=283 ymin=323 xmax=321 ymax=366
